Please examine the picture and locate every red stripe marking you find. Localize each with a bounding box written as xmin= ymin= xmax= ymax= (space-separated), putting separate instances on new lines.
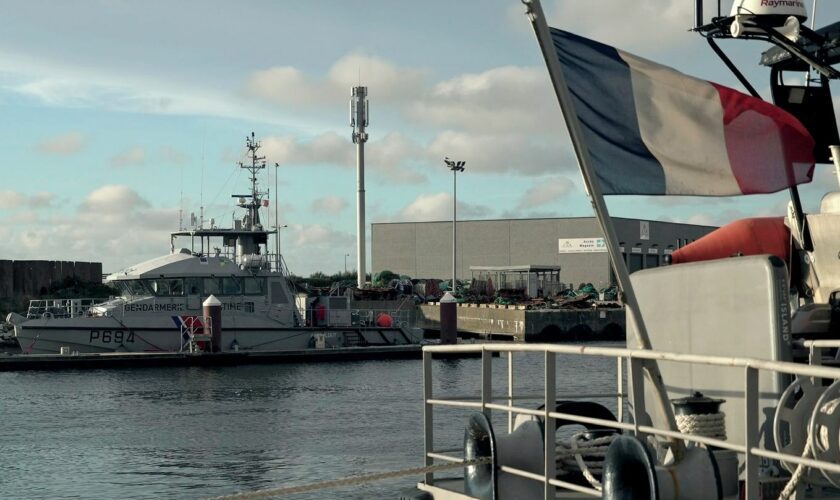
xmin=711 ymin=83 xmax=815 ymax=194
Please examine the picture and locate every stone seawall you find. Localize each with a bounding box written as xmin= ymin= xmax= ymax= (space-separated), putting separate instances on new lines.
xmin=417 ymin=303 xmax=625 ymax=341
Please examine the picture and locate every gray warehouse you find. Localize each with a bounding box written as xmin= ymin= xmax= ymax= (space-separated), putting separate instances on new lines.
xmin=371 ymin=217 xmax=717 ymax=290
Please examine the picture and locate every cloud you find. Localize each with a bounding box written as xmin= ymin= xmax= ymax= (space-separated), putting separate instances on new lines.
xmin=111 ymin=146 xmax=146 ymax=167
xmin=426 ymin=131 xmax=572 ymax=176
xmin=0 ymin=190 xmax=55 ymax=210
xmin=263 ymin=132 xmax=352 ymax=167
xmin=0 ymin=48 xmax=308 ymax=128
xmin=263 ymin=131 xmax=427 ymax=184
xmin=0 ymin=184 xmax=173 ymax=271
xmin=278 ymin=224 xmax=357 ymax=275
xmin=310 ymin=196 xmax=348 ymax=214
xmin=79 ymin=185 xmax=150 ymax=214
xmin=516 ymin=177 xmax=576 ymax=209
xmin=36 ymin=131 xmax=85 ymax=155
xmin=548 ymin=0 xmax=694 ymax=53
xmin=246 ymin=53 xmax=428 ymax=108
xmin=410 ymin=66 xmax=558 ymax=134
xmin=397 ymin=192 xmax=492 ymax=222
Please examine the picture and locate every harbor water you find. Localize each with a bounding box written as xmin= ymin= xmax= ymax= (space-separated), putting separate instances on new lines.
xmin=0 ymin=343 xmax=622 ymax=499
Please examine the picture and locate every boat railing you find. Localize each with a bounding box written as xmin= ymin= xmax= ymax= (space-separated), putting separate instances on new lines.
xmin=25 ymin=298 xmax=104 ymax=319
xmin=299 ymin=307 xmax=414 ymax=330
xmin=351 ymin=308 xmax=413 ymax=330
xmin=420 ymin=343 xmax=840 ymax=499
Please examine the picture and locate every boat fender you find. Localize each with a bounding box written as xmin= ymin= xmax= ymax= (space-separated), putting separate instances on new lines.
xmin=602 ymin=435 xmax=722 ymax=500
xmin=464 ymin=412 xmax=545 ymax=500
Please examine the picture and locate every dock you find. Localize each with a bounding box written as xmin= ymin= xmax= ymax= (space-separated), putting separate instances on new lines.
xmin=0 ymin=343 xmax=494 ymax=371
xmin=416 ymin=302 xmax=625 ymax=341
xmin=0 ymin=345 xmax=425 ymax=371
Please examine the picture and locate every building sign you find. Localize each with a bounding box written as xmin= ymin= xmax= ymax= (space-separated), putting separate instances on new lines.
xmin=647 ymin=248 xmax=659 ymax=254
xmin=558 ymin=238 xmax=607 ymax=254
xmin=640 ymin=220 xmax=650 ymax=240
xmin=631 ymin=247 xmax=643 ymax=254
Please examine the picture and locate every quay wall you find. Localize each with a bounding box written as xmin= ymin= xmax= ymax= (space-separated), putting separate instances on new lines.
xmin=417 ymin=303 xmax=625 ymax=341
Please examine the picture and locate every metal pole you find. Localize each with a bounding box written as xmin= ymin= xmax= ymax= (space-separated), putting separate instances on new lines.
xmin=275 ymin=163 xmax=279 ymax=271
xmin=351 ymin=87 xmax=369 ymax=289
xmin=524 ymin=0 xmax=684 ymax=458
xmin=453 ymin=169 xmax=457 ymax=294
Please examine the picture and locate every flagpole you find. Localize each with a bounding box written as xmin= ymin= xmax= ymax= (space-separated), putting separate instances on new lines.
xmin=523 ymin=0 xmax=684 ymax=457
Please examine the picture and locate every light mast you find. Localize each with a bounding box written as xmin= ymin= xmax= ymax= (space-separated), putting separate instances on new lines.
xmin=351 ymin=86 xmax=369 ymax=287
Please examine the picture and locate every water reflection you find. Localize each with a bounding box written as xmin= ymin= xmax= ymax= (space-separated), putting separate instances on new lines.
xmin=1 ymin=347 xmax=621 ymax=499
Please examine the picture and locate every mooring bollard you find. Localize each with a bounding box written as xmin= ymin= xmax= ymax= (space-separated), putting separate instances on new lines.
xmin=440 ymin=291 xmax=458 ymax=345
xmin=203 ymin=295 xmax=222 ymax=352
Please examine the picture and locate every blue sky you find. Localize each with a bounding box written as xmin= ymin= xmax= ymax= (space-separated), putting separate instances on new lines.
xmin=2 ymin=0 xmax=840 ymax=275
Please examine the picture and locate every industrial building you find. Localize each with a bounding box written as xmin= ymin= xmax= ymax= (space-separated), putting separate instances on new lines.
xmin=371 ymin=217 xmax=716 ymax=290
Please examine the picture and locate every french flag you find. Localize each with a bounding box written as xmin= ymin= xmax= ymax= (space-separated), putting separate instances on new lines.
xmin=550 ymin=29 xmax=815 ymax=196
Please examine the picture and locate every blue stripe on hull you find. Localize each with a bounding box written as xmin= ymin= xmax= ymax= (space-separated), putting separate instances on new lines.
xmin=550 ymin=29 xmax=666 ymax=195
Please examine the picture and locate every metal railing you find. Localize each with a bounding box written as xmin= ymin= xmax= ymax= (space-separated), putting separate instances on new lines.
xmin=26 ymin=298 xmax=104 ymax=319
xmin=421 ymin=343 xmax=840 ymax=499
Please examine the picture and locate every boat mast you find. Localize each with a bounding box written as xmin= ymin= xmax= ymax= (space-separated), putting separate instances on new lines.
xmin=237 ymin=132 xmax=266 ymax=231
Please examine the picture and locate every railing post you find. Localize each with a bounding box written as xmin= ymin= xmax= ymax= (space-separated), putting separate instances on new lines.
xmin=744 ymin=366 xmax=759 ymax=500
xmin=481 ymin=348 xmax=492 ymax=418
xmin=617 ymin=356 xmax=624 ymax=424
xmin=810 ymin=344 xmax=823 ymax=366
xmin=423 ymin=349 xmax=434 ymax=485
xmin=629 ymin=356 xmax=646 ymax=437
xmin=508 ymin=351 xmax=514 ymax=434
xmin=544 ymin=351 xmax=556 ymax=499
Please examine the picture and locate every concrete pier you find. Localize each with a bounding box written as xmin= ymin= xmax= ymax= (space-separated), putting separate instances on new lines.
xmin=417 ymin=302 xmax=625 ymax=341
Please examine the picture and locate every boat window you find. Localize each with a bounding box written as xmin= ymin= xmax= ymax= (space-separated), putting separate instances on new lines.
xmin=113 ymin=281 xmax=131 ymax=296
xmin=124 ymin=280 xmax=151 ymax=296
xmin=222 ymin=277 xmax=241 ymax=295
xmin=204 ymin=278 xmax=222 ymax=295
xmin=145 ymin=279 xmax=170 ymax=296
xmin=185 ymin=277 xmax=202 ymax=295
xmin=167 ymin=278 xmax=184 ymax=296
xmin=242 ymin=277 xmax=264 ymax=295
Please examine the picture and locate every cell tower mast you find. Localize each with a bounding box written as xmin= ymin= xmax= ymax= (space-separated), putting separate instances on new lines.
xmin=351 ymin=86 xmax=369 ymax=287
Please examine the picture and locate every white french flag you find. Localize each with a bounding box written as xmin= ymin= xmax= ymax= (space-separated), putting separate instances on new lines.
xmin=550 ymin=29 xmax=815 ymax=196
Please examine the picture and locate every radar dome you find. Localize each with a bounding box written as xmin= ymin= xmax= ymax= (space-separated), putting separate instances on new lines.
xmin=730 ymin=0 xmax=807 ymax=22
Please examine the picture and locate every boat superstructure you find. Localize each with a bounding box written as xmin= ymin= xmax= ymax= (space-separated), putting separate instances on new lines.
xmin=8 ymin=134 xmax=416 ymax=354
xmin=406 ymin=1 xmax=840 ymax=498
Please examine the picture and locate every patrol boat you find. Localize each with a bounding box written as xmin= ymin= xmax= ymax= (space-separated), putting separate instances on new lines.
xmin=8 ymin=134 xmax=415 ymax=354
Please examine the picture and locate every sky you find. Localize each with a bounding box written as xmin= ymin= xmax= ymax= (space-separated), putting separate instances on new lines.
xmin=2 ymin=0 xmax=840 ymax=276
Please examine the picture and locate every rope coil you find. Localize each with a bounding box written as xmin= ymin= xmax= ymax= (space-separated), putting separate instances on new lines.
xmin=675 ymin=412 xmax=727 ymax=440
xmin=556 ymin=433 xmax=617 ymax=491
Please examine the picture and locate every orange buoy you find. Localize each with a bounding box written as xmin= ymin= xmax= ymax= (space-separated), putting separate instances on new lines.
xmin=376 ymin=312 xmax=393 ymax=327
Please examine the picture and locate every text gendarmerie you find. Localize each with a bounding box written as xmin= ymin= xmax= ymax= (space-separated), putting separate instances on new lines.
xmin=125 ymin=303 xmax=184 ymax=312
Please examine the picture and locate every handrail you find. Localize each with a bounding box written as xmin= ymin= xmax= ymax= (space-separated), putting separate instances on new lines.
xmin=421 ymin=343 xmax=840 ymax=500
xmin=423 ymin=343 xmax=840 ymax=380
